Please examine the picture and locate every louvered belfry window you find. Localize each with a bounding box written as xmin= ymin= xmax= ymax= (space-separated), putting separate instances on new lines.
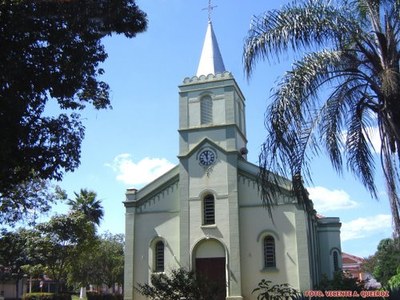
xmin=264 ymin=236 xmax=276 ymax=268
xmin=203 ymin=194 xmax=215 ymax=225
xmin=201 ymin=96 xmax=213 ymax=125
xmin=155 ymin=241 xmax=164 ymax=272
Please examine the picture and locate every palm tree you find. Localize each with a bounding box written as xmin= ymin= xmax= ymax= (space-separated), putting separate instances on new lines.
xmin=68 ymin=189 xmax=104 ymax=226
xmin=243 ymin=0 xmax=400 ymax=237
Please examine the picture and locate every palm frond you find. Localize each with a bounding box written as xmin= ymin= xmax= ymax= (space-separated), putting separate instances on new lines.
xmin=246 ymin=0 xmax=400 ymax=237
xmin=244 ymin=0 xmax=354 ymax=77
xmin=319 ymin=86 xmax=348 ymax=173
xmin=259 ymin=50 xmax=347 ymax=209
xmin=345 ymin=97 xmax=377 ymax=197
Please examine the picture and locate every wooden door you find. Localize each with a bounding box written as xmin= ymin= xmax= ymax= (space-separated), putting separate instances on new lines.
xmin=196 ymin=257 xmax=226 ymax=300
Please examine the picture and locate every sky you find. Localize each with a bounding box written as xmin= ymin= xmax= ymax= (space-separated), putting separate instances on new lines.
xmin=45 ymin=0 xmax=393 ymax=259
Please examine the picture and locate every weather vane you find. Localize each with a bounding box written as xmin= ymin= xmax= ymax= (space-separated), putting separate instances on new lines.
xmin=202 ymin=0 xmax=217 ymax=22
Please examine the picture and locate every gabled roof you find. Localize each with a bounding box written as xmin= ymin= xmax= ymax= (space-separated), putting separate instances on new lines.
xmin=124 ymin=165 xmax=179 ymax=207
xmin=196 ymin=21 xmax=226 ymax=77
xmin=178 ymin=137 xmax=235 ymax=159
xmin=342 ymin=252 xmax=365 ymax=264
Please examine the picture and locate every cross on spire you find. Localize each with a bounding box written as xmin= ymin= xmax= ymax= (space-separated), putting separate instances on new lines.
xmin=202 ymin=0 xmax=217 ymax=22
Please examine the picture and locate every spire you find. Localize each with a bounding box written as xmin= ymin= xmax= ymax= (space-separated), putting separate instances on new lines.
xmin=196 ymin=21 xmax=226 ymax=77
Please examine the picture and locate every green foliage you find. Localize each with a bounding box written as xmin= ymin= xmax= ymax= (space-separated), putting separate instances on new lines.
xmin=252 ymin=279 xmax=300 ymax=300
xmin=243 ymin=0 xmax=400 ymax=236
xmin=67 ymin=189 xmax=104 ymax=226
xmin=0 ymin=0 xmax=147 ymax=225
xmin=92 ymin=233 xmax=124 ymax=289
xmin=362 ymin=238 xmax=400 ymax=287
xmin=86 ymin=292 xmax=122 ymax=300
xmin=23 ymin=293 xmax=71 ymax=300
xmin=136 ymin=268 xmax=224 ymax=300
xmin=0 ymin=228 xmax=38 ymax=281
xmin=67 ymin=232 xmax=124 ymax=290
xmin=0 ymin=179 xmax=65 ymax=228
xmin=317 ymin=271 xmax=365 ymax=293
xmin=1 ymin=195 xmax=124 ymax=295
xmin=388 ymin=271 xmax=400 ymax=289
xmin=25 ymin=214 xmax=94 ymax=292
xmin=388 ymin=263 xmax=400 ymax=289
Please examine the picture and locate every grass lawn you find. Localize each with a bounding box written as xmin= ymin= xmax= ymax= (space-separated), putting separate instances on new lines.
xmin=72 ymin=296 xmax=86 ymax=300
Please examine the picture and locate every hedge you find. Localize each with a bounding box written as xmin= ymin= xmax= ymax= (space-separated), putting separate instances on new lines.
xmin=23 ymin=293 xmax=71 ymax=300
xmin=86 ymin=292 xmax=122 ymax=300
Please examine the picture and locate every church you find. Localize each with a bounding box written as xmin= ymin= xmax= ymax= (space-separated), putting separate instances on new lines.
xmin=124 ymin=19 xmax=342 ymax=300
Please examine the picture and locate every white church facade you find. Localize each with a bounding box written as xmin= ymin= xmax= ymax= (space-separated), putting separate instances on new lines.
xmin=124 ymin=21 xmax=342 ymax=300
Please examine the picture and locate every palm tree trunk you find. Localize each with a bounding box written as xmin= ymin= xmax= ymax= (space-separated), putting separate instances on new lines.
xmin=389 ymin=195 xmax=400 ymax=238
xmin=384 ymin=154 xmax=400 ymax=238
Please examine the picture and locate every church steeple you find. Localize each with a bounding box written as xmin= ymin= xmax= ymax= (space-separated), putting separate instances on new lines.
xmin=196 ymin=21 xmax=226 ymax=77
xmin=178 ymin=9 xmax=247 ymax=160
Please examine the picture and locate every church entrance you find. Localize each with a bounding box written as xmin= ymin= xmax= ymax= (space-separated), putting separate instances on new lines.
xmin=194 ymin=239 xmax=226 ymax=300
xmin=196 ymin=257 xmax=226 ymax=299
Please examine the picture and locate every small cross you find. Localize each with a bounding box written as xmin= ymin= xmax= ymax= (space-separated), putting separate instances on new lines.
xmin=202 ymin=0 xmax=217 ymax=22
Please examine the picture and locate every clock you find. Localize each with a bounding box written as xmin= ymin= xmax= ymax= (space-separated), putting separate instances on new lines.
xmin=198 ymin=149 xmax=216 ymax=166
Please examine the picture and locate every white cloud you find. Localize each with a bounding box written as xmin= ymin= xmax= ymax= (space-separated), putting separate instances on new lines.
xmin=341 ymin=214 xmax=391 ymax=241
xmin=308 ymin=186 xmax=358 ymax=213
xmin=106 ymin=153 xmax=175 ymax=187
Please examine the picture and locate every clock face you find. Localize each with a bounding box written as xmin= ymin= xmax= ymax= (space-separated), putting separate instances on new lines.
xmin=198 ymin=149 xmax=216 ymax=166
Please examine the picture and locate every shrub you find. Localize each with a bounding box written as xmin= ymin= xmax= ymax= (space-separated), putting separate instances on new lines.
xmin=23 ymin=293 xmax=71 ymax=300
xmin=317 ymin=271 xmax=365 ymax=292
xmin=252 ymin=280 xmax=300 ymax=300
xmin=136 ymin=268 xmax=224 ymax=300
xmin=86 ymin=292 xmax=122 ymax=300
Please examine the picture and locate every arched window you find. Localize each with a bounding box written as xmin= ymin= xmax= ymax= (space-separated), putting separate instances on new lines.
xmin=155 ymin=241 xmax=164 ymax=272
xmin=264 ymin=236 xmax=276 ymax=268
xmin=333 ymin=250 xmax=339 ymax=272
xmin=201 ymin=96 xmax=213 ymax=125
xmin=203 ymin=194 xmax=215 ymax=225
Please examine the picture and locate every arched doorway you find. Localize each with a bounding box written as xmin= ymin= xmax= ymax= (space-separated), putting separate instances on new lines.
xmin=193 ymin=239 xmax=226 ymax=300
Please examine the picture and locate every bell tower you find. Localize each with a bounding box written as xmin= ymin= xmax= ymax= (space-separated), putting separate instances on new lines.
xmin=177 ymin=19 xmax=246 ymax=300
xmin=178 ymin=21 xmax=247 ymax=158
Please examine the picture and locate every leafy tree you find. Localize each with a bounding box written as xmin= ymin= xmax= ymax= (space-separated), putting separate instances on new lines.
xmin=68 ymin=233 xmax=124 ymax=293
xmin=362 ymin=237 xmax=400 ymax=287
xmin=30 ymin=212 xmax=96 ymax=292
xmin=67 ymin=189 xmax=104 ymax=226
xmin=64 ymin=193 xmax=106 ymax=296
xmin=67 ymin=238 xmax=101 ymax=297
xmin=252 ymin=279 xmax=300 ymax=300
xmin=0 ymin=178 xmax=64 ymax=228
xmin=0 ymin=0 xmax=147 ymax=217
xmin=317 ymin=271 xmax=365 ymax=295
xmin=136 ymin=268 xmax=224 ymax=300
xmin=93 ymin=233 xmax=124 ymax=291
xmin=388 ymin=267 xmax=400 ymax=289
xmin=243 ymin=0 xmax=400 ymax=236
xmin=0 ymin=229 xmax=38 ymax=297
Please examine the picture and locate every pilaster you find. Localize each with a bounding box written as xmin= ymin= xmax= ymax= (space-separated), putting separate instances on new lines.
xmin=124 ymin=205 xmax=135 ymax=300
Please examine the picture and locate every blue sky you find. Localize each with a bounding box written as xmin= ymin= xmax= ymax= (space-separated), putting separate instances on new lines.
xmin=48 ymin=1 xmax=392 ymax=259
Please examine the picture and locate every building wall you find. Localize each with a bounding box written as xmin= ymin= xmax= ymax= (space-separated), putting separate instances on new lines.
xmin=0 ymin=280 xmax=25 ymax=300
xmin=317 ymin=217 xmax=342 ymax=279
xmin=124 ymin=178 xmax=180 ymax=300
xmin=124 ymin=71 xmax=342 ymax=299
xmin=183 ymin=147 xmax=243 ymax=298
xmin=237 ymin=173 xmax=314 ymax=298
xmin=124 ymin=170 xmax=342 ymax=300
